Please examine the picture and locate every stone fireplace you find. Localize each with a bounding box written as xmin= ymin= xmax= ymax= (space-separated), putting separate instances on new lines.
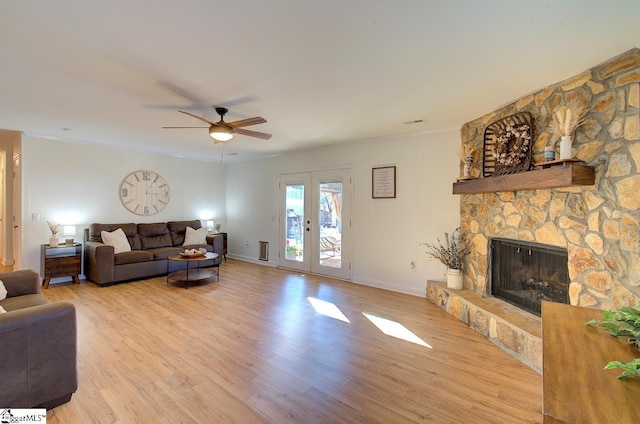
xmin=490 ymin=238 xmax=568 ymax=316
xmin=461 ymin=48 xmax=640 ymax=310
xmin=426 ymin=48 xmax=640 ymax=372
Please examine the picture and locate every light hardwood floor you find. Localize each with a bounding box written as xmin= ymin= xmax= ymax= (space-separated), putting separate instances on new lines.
xmin=42 ymin=260 xmax=542 ymax=423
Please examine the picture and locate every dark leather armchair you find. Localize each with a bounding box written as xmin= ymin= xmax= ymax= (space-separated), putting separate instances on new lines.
xmin=0 ymin=269 xmax=78 ymax=409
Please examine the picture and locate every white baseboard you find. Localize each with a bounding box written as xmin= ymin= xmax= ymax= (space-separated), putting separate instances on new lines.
xmin=228 ymin=254 xmax=424 ymax=297
xmin=226 ymin=254 xmax=277 ymax=267
xmin=351 ymin=276 xmax=425 ymax=297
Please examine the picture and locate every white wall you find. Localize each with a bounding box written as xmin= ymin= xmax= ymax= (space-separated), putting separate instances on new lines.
xmin=226 ymin=128 xmax=461 ymax=296
xmin=19 ymin=129 xmax=460 ymax=295
xmin=21 ymin=135 xmax=226 ymax=276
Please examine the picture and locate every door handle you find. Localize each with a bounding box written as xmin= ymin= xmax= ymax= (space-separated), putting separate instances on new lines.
xmin=13 ymin=225 xmax=18 ymax=229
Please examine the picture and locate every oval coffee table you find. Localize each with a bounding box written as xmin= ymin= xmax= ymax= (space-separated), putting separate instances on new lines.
xmin=166 ymin=252 xmax=219 ymax=289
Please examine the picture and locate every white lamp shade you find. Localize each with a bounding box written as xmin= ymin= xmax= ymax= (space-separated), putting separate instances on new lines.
xmin=209 ymin=124 xmax=234 ymax=141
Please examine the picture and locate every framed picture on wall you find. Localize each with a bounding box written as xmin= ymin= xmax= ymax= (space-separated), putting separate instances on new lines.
xmin=372 ymin=166 xmax=396 ymax=198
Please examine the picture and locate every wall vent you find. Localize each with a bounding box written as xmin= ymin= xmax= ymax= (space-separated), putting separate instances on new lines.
xmin=259 ymin=241 xmax=269 ymax=261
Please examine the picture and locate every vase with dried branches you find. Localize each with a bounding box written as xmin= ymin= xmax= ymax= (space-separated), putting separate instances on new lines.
xmin=459 ymin=145 xmax=478 ymax=179
xmin=47 ymin=220 xmax=62 ymax=247
xmin=549 ymin=99 xmax=588 ymax=160
xmin=420 ymin=228 xmax=467 ymax=290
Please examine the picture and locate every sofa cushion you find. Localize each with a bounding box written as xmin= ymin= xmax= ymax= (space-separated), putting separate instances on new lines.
xmin=147 ymin=247 xmax=183 ymax=261
xmin=89 ymin=223 xmax=141 ymax=250
xmin=138 ymin=223 xmax=172 ymax=249
xmin=168 ymin=220 xmax=202 ymax=246
xmin=114 ymin=250 xmax=154 ymax=266
xmin=101 ymin=228 xmax=132 ymax=254
xmin=0 ymin=294 xmax=49 ymax=312
xmin=184 ymin=227 xmax=207 ymax=246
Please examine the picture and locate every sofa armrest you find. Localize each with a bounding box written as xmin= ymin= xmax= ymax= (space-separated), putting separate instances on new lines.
xmin=0 ymin=301 xmax=78 ymax=408
xmin=0 ymin=269 xmax=40 ymax=297
xmin=85 ymin=241 xmax=115 ymax=285
xmin=206 ymin=234 xmax=224 ymax=261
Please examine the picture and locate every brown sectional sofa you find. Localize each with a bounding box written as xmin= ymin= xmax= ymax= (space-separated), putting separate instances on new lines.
xmin=84 ymin=219 xmax=223 ymax=286
xmin=0 ymin=269 xmax=77 ymax=409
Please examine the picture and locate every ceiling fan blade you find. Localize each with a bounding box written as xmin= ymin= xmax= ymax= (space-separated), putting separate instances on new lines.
xmin=235 ymin=128 xmax=272 ymax=140
xmin=162 ymin=126 xmax=208 ymax=129
xmin=178 ymin=110 xmax=217 ymax=126
xmin=227 ymin=116 xmax=267 ymax=128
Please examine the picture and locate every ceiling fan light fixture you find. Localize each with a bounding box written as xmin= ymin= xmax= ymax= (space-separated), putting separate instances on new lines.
xmin=209 ymin=125 xmax=234 ymax=142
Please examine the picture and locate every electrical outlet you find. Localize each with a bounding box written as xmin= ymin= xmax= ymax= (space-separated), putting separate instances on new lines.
xmin=32 ymin=213 xmax=40 ymax=221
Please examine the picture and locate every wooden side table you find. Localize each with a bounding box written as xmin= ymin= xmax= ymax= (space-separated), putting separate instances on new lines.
xmin=41 ymin=243 xmax=82 ymax=288
xmin=542 ymin=301 xmax=640 ymax=423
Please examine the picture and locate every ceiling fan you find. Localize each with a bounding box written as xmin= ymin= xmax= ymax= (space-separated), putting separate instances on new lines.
xmin=163 ymin=107 xmax=272 ymax=142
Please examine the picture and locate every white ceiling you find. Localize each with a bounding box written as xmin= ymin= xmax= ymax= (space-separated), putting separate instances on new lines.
xmin=1 ymin=1 xmax=639 ymax=162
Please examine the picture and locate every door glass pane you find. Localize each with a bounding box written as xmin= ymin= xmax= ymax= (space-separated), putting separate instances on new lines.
xmin=285 ymin=183 xmax=304 ymax=262
xmin=318 ymin=180 xmax=342 ymax=268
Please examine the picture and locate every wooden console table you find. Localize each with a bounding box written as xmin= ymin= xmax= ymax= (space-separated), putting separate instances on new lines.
xmin=542 ymin=301 xmax=640 ymax=423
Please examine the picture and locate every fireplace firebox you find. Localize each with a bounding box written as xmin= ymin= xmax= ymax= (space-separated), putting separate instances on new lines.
xmin=490 ymin=238 xmax=568 ymax=316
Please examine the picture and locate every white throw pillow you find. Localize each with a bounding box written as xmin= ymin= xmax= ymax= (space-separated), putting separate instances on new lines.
xmin=0 ymin=279 xmax=6 ymax=301
xmin=0 ymin=305 xmax=6 ymax=314
xmin=101 ymin=228 xmax=132 ymax=254
xmin=183 ymin=226 xmax=207 ymax=246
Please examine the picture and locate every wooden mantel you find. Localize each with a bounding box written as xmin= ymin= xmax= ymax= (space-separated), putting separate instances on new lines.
xmin=452 ymin=163 xmax=595 ymax=194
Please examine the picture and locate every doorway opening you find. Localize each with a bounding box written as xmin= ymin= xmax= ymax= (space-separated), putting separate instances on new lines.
xmin=279 ymin=169 xmax=352 ymax=280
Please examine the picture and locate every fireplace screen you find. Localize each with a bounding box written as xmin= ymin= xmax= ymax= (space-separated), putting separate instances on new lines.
xmin=490 ymin=238 xmax=568 ymax=316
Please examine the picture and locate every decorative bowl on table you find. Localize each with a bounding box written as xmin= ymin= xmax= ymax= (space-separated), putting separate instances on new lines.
xmin=180 ymin=248 xmax=208 ymax=257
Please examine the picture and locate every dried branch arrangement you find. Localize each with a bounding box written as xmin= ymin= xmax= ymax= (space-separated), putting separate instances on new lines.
xmin=549 ymin=99 xmax=588 ymax=137
xmin=47 ymin=221 xmax=62 ymax=235
xmin=459 ymin=144 xmax=478 ymax=161
xmin=420 ymin=227 xmax=467 ymax=270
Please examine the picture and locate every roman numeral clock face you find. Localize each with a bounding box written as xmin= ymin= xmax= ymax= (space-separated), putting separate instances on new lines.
xmin=120 ymin=170 xmax=170 ymax=216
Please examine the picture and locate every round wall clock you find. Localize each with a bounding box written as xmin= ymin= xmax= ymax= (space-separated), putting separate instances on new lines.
xmin=119 ymin=170 xmax=170 ymax=216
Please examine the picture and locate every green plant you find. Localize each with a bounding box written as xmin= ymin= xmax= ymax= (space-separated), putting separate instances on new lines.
xmin=420 ymin=227 xmax=466 ymax=270
xmin=286 ymin=245 xmax=301 ymax=256
xmin=586 ymin=304 xmax=640 ymax=379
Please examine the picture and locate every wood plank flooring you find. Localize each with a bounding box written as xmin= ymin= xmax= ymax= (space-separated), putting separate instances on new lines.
xmin=41 ymin=259 xmax=542 ymax=423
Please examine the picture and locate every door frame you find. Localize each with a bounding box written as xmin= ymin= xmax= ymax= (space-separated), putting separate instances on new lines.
xmin=278 ymin=167 xmax=352 ymax=280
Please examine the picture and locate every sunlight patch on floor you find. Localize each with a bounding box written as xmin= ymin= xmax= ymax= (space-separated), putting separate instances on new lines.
xmin=363 ymin=312 xmax=432 ymax=348
xmin=307 ymin=297 xmax=351 ymax=322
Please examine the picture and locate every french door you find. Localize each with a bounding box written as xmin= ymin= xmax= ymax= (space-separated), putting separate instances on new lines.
xmin=279 ymin=168 xmax=352 ymax=280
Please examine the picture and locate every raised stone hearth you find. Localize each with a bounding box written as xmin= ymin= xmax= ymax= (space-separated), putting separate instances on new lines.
xmin=426 ymin=281 xmax=542 ymax=372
